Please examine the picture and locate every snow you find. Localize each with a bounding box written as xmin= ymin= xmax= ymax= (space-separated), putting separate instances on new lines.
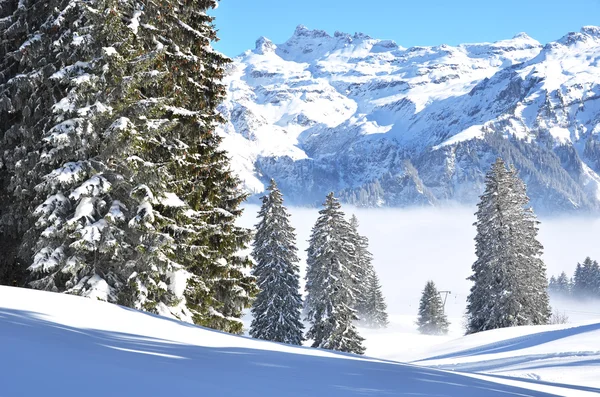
xmin=18 ymin=33 xmax=41 ymax=51
xmin=70 ymin=197 xmax=96 ymax=224
xmin=2 ymin=285 xmax=598 ymax=396
xmin=3 ymin=205 xmax=600 ymax=395
xmin=159 ymin=192 xmax=187 ymax=208
xmin=70 ymin=175 xmax=111 ymax=200
xmin=433 ymin=125 xmax=485 ymax=149
xmin=72 ymin=274 xmax=113 ymax=301
xmin=128 ymin=10 xmax=142 ymax=34
xmin=103 ymin=46 xmax=118 ymax=56
xmin=216 ymin=25 xmax=600 ymax=209
xmin=29 ymin=247 xmax=64 ymax=273
xmin=40 ymin=161 xmax=86 ymax=189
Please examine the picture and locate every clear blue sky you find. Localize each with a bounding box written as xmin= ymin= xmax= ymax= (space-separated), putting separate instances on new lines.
xmin=210 ymin=0 xmax=600 ymax=57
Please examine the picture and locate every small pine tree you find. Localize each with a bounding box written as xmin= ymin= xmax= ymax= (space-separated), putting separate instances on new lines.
xmin=573 ymin=257 xmax=600 ymax=299
xmin=250 ymin=180 xmax=304 ymax=345
xmin=305 ymin=193 xmax=365 ymax=354
xmin=348 ymin=215 xmax=388 ymax=328
xmin=466 ymin=158 xmax=551 ymax=334
xmin=548 ymin=276 xmax=558 ymax=294
xmin=362 ymin=270 xmax=389 ymax=328
xmin=417 ymin=281 xmax=449 ymax=335
xmin=550 ymin=272 xmax=571 ymax=297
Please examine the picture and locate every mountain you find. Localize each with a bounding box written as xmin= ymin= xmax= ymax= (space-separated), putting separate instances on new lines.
xmin=2 ymin=285 xmax=599 ymax=396
xmin=217 ymin=25 xmax=600 ymax=213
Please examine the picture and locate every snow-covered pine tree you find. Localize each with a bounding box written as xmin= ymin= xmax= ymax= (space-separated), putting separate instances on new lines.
xmin=93 ymin=0 xmax=257 ymax=332
xmin=548 ymin=276 xmax=558 ymax=293
xmin=362 ymin=269 xmax=389 ymax=328
xmin=549 ymin=271 xmax=571 ymax=297
xmin=349 ymin=215 xmax=388 ymax=328
xmin=0 ymin=0 xmax=123 ymax=297
xmin=1 ymin=0 xmax=255 ymax=333
xmin=348 ymin=215 xmax=370 ymax=316
xmin=250 ymin=179 xmax=304 ymax=345
xmin=416 ymin=280 xmax=449 ymax=335
xmin=466 ymin=158 xmax=551 ymax=334
xmin=0 ymin=0 xmax=30 ymax=286
xmin=305 ymin=193 xmax=365 ymax=354
xmin=573 ymin=257 xmax=600 ymax=299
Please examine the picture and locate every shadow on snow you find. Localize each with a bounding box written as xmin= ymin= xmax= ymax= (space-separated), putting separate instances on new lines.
xmin=0 ymin=307 xmax=568 ymax=396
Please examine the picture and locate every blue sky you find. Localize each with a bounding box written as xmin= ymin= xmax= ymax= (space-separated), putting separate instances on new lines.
xmin=210 ymin=0 xmax=600 ymax=57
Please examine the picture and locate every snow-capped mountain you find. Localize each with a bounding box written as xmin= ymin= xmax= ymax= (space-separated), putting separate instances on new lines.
xmin=218 ymin=25 xmax=600 ymax=213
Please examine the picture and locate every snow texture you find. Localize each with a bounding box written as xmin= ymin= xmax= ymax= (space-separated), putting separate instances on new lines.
xmin=217 ymin=25 xmax=600 ymax=213
xmin=2 ymin=286 xmax=599 ymax=396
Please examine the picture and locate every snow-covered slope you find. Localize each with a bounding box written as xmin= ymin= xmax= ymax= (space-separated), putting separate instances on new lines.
xmin=218 ymin=25 xmax=600 ymax=213
xmin=414 ymin=321 xmax=600 ymax=390
xmin=1 ymin=286 xmax=599 ymax=396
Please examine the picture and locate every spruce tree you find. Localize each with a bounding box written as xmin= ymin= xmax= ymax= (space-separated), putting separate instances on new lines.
xmin=305 ymin=193 xmax=365 ymax=354
xmin=250 ymin=179 xmax=304 ymax=345
xmin=466 ymin=158 xmax=551 ymax=334
xmin=349 ymin=215 xmax=388 ymax=328
xmin=573 ymin=257 xmax=600 ymax=299
xmin=1 ymin=0 xmax=255 ymax=333
xmin=362 ymin=270 xmax=389 ymax=328
xmin=548 ymin=276 xmax=558 ymax=294
xmin=416 ymin=280 xmax=449 ymax=335
xmin=0 ymin=0 xmax=32 ymax=286
xmin=549 ymin=271 xmax=571 ymax=297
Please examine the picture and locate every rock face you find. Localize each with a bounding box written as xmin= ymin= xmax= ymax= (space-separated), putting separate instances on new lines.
xmin=217 ymin=25 xmax=600 ymax=213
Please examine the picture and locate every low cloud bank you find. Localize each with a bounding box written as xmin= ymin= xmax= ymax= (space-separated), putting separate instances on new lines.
xmin=238 ymin=204 xmax=600 ymax=332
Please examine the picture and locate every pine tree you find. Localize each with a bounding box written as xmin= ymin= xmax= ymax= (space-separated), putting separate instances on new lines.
xmin=0 ymin=0 xmax=32 ymax=286
xmin=250 ymin=179 xmax=304 ymax=345
xmin=416 ymin=281 xmax=449 ymax=335
xmin=1 ymin=0 xmax=255 ymax=333
xmin=548 ymin=276 xmax=558 ymax=294
xmin=573 ymin=257 xmax=600 ymax=299
xmin=348 ymin=215 xmax=388 ymax=328
xmin=362 ymin=270 xmax=389 ymax=328
xmin=466 ymin=158 xmax=551 ymax=334
xmin=549 ymin=272 xmax=571 ymax=297
xmin=305 ymin=193 xmax=365 ymax=354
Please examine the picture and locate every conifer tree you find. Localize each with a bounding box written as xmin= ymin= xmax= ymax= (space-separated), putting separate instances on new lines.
xmin=348 ymin=215 xmax=388 ymax=328
xmin=0 ymin=0 xmax=32 ymax=286
xmin=362 ymin=270 xmax=389 ymax=328
xmin=250 ymin=180 xmax=304 ymax=345
xmin=573 ymin=257 xmax=600 ymax=299
xmin=416 ymin=281 xmax=449 ymax=335
xmin=548 ymin=276 xmax=558 ymax=293
xmin=305 ymin=193 xmax=365 ymax=354
xmin=466 ymin=158 xmax=551 ymax=334
xmin=0 ymin=0 xmax=256 ymax=333
xmin=549 ymin=272 xmax=571 ymax=297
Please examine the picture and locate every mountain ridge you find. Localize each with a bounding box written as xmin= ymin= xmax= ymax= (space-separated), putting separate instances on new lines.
xmin=217 ymin=25 xmax=600 ymax=213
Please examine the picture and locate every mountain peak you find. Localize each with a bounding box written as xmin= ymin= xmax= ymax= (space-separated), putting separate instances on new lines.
xmin=293 ymin=24 xmax=331 ymax=39
xmin=581 ymin=25 xmax=600 ymax=37
xmin=557 ymin=27 xmax=600 ymax=47
xmin=512 ymin=32 xmax=533 ymax=40
xmin=255 ymin=36 xmax=276 ymax=54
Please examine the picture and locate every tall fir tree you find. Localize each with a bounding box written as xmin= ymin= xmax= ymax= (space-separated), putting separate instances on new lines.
xmin=466 ymin=158 xmax=551 ymax=334
xmin=250 ymin=179 xmax=304 ymax=345
xmin=573 ymin=257 xmax=600 ymax=299
xmin=0 ymin=0 xmax=255 ymax=333
xmin=416 ymin=280 xmax=449 ymax=335
xmin=0 ymin=0 xmax=32 ymax=286
xmin=305 ymin=193 xmax=365 ymax=354
xmin=349 ymin=215 xmax=388 ymax=328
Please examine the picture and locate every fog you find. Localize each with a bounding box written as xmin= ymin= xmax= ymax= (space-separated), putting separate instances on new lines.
xmin=238 ymin=204 xmax=600 ymax=333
